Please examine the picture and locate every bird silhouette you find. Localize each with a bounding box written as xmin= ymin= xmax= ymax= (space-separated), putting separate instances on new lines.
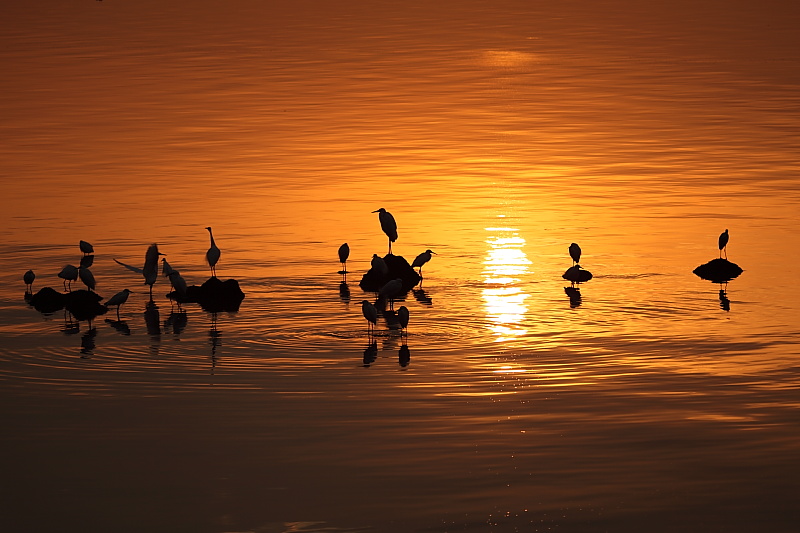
xmin=397 ymin=305 xmax=409 ymax=336
xmin=105 ymin=289 xmax=132 ymax=319
xmin=58 ymin=265 xmax=79 ymax=291
xmin=372 ymin=208 xmax=397 ymax=254
xmin=79 ymin=240 xmax=94 ymax=256
xmin=206 ymin=226 xmax=220 ymax=277
xmin=338 ymin=243 xmax=350 ymax=273
xmin=114 ymin=243 xmax=163 ymax=298
xmin=161 ymin=257 xmax=175 ymax=278
xmin=168 ymin=270 xmax=188 ymax=298
xmin=718 ymin=229 xmax=729 ymax=259
xmin=411 ymin=249 xmax=436 ymax=277
xmin=569 ymin=243 xmax=581 ymax=265
xmin=362 ymin=300 xmax=378 ymax=335
xmin=78 ymin=267 xmax=96 ymax=291
xmin=371 ymin=254 xmax=389 ymax=276
xmin=23 ymin=269 xmax=35 ymax=293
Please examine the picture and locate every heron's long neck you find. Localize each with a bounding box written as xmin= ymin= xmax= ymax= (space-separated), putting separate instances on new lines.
xmin=208 ymin=229 xmax=216 ymax=246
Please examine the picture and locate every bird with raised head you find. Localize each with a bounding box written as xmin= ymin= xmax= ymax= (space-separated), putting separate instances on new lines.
xmin=411 ymin=249 xmax=436 ymax=277
xmin=205 ymin=226 xmax=220 ymax=277
xmin=372 ymin=208 xmax=397 ymax=254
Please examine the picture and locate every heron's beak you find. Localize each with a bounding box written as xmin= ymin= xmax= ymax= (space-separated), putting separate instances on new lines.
xmin=371 ymin=209 xmax=380 ymax=213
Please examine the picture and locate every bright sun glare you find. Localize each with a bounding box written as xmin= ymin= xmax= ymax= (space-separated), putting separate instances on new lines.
xmin=482 ymin=225 xmax=532 ymax=341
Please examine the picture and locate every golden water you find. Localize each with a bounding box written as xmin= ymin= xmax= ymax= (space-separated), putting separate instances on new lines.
xmin=1 ymin=1 xmax=799 ymax=531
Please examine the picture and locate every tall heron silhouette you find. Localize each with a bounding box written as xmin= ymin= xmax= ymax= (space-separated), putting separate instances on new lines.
xmin=114 ymin=243 xmax=163 ymax=299
xmin=206 ymin=226 xmax=220 ymax=277
xmin=58 ymin=264 xmax=79 ymax=291
xmin=338 ymin=243 xmax=350 ymax=273
xmin=23 ymin=270 xmax=35 ymax=293
xmin=372 ymin=208 xmax=397 ymax=254
xmin=569 ymin=243 xmax=581 ymax=265
xmin=105 ymin=289 xmax=132 ymax=319
xmin=411 ymin=249 xmax=436 ymax=277
xmin=79 ymin=240 xmax=94 ymax=256
xmin=718 ymin=229 xmax=729 ymax=259
xmin=362 ymin=300 xmax=378 ymax=336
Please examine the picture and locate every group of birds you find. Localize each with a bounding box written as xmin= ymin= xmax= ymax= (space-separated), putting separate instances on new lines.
xmin=23 ymin=227 xmax=224 ymax=320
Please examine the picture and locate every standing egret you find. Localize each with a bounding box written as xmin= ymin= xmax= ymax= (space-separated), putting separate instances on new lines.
xmin=718 ymin=229 xmax=729 ymax=259
xmin=411 ymin=249 xmax=436 ymax=277
xmin=23 ymin=270 xmax=35 ymax=293
xmin=105 ymin=289 xmax=132 ymax=319
xmin=569 ymin=243 xmax=581 ymax=265
xmin=168 ymin=270 xmax=188 ymax=298
xmin=161 ymin=257 xmax=175 ymax=278
xmin=372 ymin=208 xmax=398 ymax=254
xmin=371 ymin=254 xmax=388 ymax=276
xmin=338 ymin=243 xmax=350 ymax=273
xmin=79 ymin=240 xmax=94 ymax=255
xmin=58 ymin=264 xmax=79 ymax=291
xmin=397 ymin=305 xmax=409 ymax=336
xmin=79 ymin=266 xmax=96 ymax=291
xmin=362 ymin=300 xmax=378 ymax=335
xmin=206 ymin=226 xmax=220 ymax=277
xmin=143 ymin=243 xmax=162 ymax=297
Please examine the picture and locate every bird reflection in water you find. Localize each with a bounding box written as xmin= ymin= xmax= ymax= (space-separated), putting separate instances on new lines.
xmin=209 ymin=312 xmax=222 ymax=373
xmin=363 ymin=341 xmax=378 ymax=367
xmin=165 ymin=310 xmax=188 ymax=335
xmin=398 ymin=344 xmax=411 ymax=367
xmin=412 ymin=288 xmax=432 ymax=305
xmin=80 ymin=328 xmax=97 ymax=358
xmin=105 ymin=318 xmax=131 ymax=336
xmin=61 ymin=310 xmax=81 ymax=336
xmin=564 ymin=286 xmax=582 ymax=308
xmin=144 ymin=299 xmax=161 ymax=357
xmin=719 ymin=285 xmax=731 ymax=312
xmin=338 ymin=281 xmax=350 ymax=305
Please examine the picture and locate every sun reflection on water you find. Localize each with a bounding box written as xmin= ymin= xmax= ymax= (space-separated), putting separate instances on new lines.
xmin=482 ymin=224 xmax=532 ymax=342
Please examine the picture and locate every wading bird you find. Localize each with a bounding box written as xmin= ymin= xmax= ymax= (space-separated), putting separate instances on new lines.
xmin=371 ymin=254 xmax=388 ymax=276
xmin=338 ymin=243 xmax=350 ymax=273
xmin=569 ymin=243 xmax=581 ymax=265
xmin=362 ymin=300 xmax=378 ymax=335
xmin=23 ymin=270 xmax=35 ymax=293
xmin=397 ymin=305 xmax=409 ymax=336
xmin=372 ymin=208 xmax=397 ymax=254
xmin=114 ymin=243 xmax=163 ymax=298
xmin=718 ymin=229 xmax=729 ymax=259
xmin=411 ymin=249 xmax=436 ymax=277
xmin=79 ymin=266 xmax=96 ymax=291
xmin=58 ymin=264 xmax=79 ymax=291
xmin=105 ymin=289 xmax=132 ymax=319
xmin=168 ymin=270 xmax=188 ymax=298
xmin=161 ymin=257 xmax=175 ymax=278
xmin=206 ymin=226 xmax=220 ymax=277
xmin=79 ymin=240 xmax=94 ymax=255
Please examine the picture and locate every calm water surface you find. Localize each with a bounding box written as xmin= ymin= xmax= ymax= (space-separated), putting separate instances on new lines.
xmin=1 ymin=1 xmax=799 ymax=532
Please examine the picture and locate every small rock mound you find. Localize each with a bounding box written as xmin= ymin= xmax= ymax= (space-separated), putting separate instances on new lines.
xmin=562 ymin=265 xmax=593 ymax=283
xmin=170 ymin=277 xmax=246 ymax=313
xmin=360 ymin=254 xmax=421 ymax=292
xmin=693 ymin=258 xmax=743 ymax=283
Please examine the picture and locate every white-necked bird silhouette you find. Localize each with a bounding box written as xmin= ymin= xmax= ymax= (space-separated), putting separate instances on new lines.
xmin=362 ymin=300 xmax=378 ymax=335
xmin=105 ymin=289 xmax=132 ymax=319
xmin=718 ymin=229 xmax=729 ymax=259
xmin=161 ymin=257 xmax=175 ymax=278
xmin=372 ymin=208 xmax=397 ymax=254
xmin=58 ymin=264 xmax=79 ymax=291
xmin=338 ymin=243 xmax=350 ymax=273
xmin=205 ymin=226 xmax=220 ymax=277
xmin=569 ymin=243 xmax=581 ymax=265
xmin=79 ymin=240 xmax=94 ymax=255
xmin=23 ymin=270 xmax=35 ymax=293
xmin=168 ymin=270 xmax=188 ymax=297
xmin=411 ymin=249 xmax=436 ymax=277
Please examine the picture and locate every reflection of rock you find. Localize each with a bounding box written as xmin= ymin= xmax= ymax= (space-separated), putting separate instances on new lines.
xmin=168 ymin=277 xmax=245 ymax=313
xmin=360 ymin=254 xmax=421 ymax=292
xmin=562 ymin=265 xmax=593 ymax=283
xmin=29 ymin=287 xmax=65 ymax=314
xmin=693 ymin=258 xmax=743 ymax=283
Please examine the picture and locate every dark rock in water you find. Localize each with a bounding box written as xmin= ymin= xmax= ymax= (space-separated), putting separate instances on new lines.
xmin=29 ymin=287 xmax=65 ymax=314
xmin=64 ymin=290 xmax=107 ymax=322
xmin=693 ymin=258 xmax=743 ymax=283
xmin=171 ymin=277 xmax=245 ymax=313
xmin=563 ymin=265 xmax=593 ymax=283
xmin=359 ymin=254 xmax=421 ymax=292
